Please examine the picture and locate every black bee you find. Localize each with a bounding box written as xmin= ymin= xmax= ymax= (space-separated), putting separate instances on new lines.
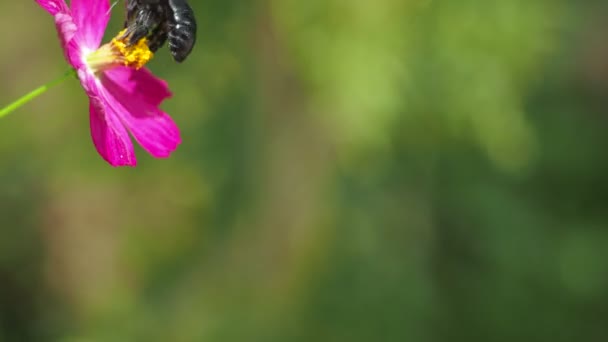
xmin=122 ymin=0 xmax=197 ymax=63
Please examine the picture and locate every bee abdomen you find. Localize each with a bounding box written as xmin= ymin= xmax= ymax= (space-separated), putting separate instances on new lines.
xmin=168 ymin=0 xmax=197 ymax=63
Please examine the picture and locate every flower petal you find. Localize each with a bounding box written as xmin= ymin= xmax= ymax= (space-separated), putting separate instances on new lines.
xmin=71 ymin=0 xmax=110 ymax=49
xmin=35 ymin=0 xmax=69 ymax=16
xmin=99 ymin=67 xmax=181 ymax=159
xmin=89 ymin=96 xmax=137 ymax=167
xmin=36 ymin=0 xmax=78 ymax=63
xmin=104 ymin=67 xmax=173 ymax=106
xmin=80 ymin=70 xmax=136 ymax=167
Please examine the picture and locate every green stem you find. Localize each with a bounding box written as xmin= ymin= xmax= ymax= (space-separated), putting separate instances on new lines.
xmin=0 ymin=69 xmax=76 ymax=118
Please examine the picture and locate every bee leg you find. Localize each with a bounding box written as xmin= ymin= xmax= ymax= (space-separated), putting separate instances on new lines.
xmin=128 ymin=27 xmax=150 ymax=45
xmin=146 ymin=22 xmax=169 ymax=52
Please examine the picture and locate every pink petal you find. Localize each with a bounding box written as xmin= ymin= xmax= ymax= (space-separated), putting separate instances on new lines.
xmin=66 ymin=38 xmax=85 ymax=69
xmin=35 ymin=0 xmax=69 ymax=15
xmin=99 ymin=67 xmax=181 ymax=158
xmin=53 ymin=14 xmax=79 ymax=67
xmin=71 ymin=0 xmax=110 ymax=49
xmin=80 ymin=71 xmax=136 ymax=166
xmin=89 ymin=96 xmax=137 ymax=167
xmin=35 ymin=0 xmax=82 ymax=67
xmin=104 ymin=67 xmax=172 ymax=106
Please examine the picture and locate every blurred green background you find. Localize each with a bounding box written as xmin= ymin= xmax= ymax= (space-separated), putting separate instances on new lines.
xmin=1 ymin=0 xmax=608 ymax=341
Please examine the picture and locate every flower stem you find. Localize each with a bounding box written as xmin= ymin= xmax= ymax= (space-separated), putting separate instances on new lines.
xmin=0 ymin=69 xmax=76 ymax=118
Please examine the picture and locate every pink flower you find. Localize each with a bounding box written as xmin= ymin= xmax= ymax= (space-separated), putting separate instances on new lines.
xmin=36 ymin=0 xmax=181 ymax=167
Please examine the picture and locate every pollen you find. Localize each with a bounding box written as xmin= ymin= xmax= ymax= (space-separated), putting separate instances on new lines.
xmin=111 ymin=29 xmax=153 ymax=70
xmin=85 ymin=29 xmax=154 ymax=74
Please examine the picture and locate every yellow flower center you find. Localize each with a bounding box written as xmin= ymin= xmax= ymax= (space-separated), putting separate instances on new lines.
xmin=85 ymin=29 xmax=153 ymax=73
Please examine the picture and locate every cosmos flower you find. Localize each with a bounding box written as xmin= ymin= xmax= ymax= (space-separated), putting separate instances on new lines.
xmin=35 ymin=0 xmax=181 ymax=166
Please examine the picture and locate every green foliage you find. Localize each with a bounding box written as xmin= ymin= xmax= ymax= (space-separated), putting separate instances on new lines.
xmin=0 ymin=0 xmax=607 ymax=341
